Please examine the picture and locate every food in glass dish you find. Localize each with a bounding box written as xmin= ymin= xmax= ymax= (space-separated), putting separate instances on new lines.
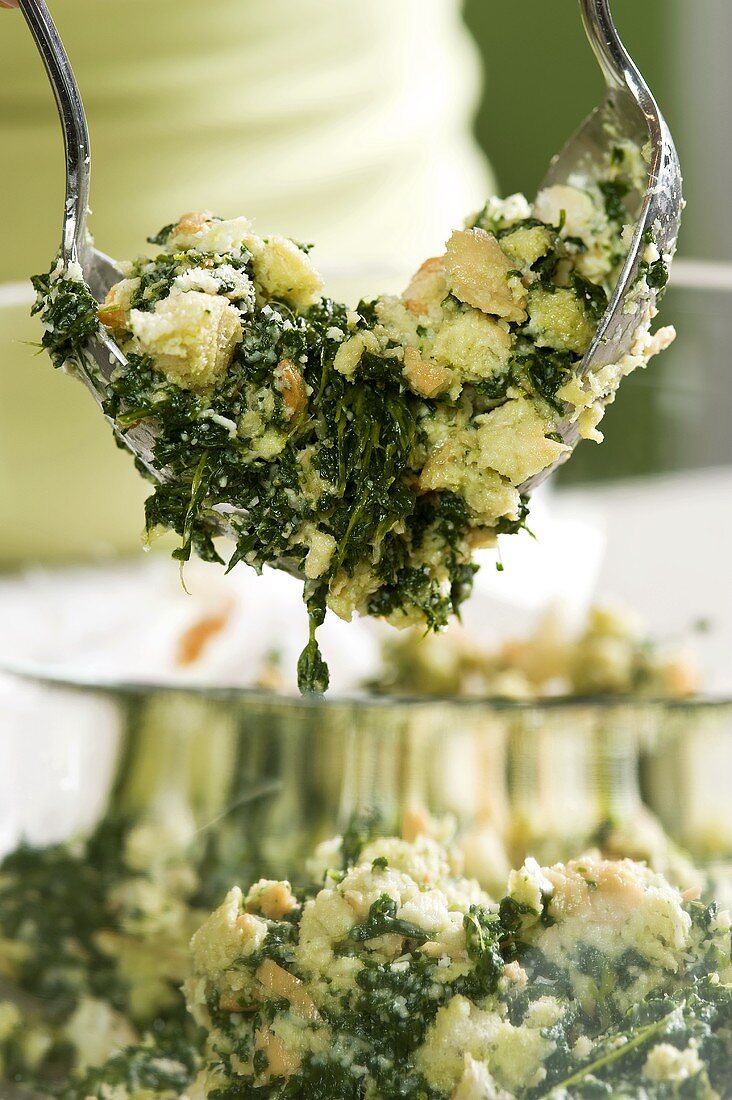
xmin=1 ymin=815 xmax=730 ymax=1099
xmin=186 ymin=835 xmax=729 ymax=1099
xmin=33 ymin=145 xmax=674 ymax=693
xmin=368 ymin=604 xmax=700 ymax=700
xmin=0 ymin=815 xmax=204 ymax=1099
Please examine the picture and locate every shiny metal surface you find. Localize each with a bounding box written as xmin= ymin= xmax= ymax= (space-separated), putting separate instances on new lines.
xmin=19 ymin=0 xmax=168 ymax=483
xmin=520 ymin=0 xmax=683 ymax=492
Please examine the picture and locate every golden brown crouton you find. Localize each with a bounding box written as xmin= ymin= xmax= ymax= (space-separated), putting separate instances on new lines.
xmin=255 ymin=959 xmax=321 ymax=1022
xmin=445 ymin=229 xmax=528 ymax=322
xmin=402 ymin=346 xmax=453 ymax=398
xmin=274 ymin=358 xmax=308 ymax=418
xmin=403 ymin=257 xmax=449 ymax=318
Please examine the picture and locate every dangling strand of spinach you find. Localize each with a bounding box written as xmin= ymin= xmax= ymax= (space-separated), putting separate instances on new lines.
xmin=297 ymin=585 xmax=330 ymax=693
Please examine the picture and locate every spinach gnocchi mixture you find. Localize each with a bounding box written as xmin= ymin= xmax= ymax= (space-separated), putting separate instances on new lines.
xmin=2 ymin=828 xmax=730 ymax=1099
xmin=368 ymin=604 xmax=699 ymax=701
xmin=187 ymin=838 xmax=731 ymax=1100
xmin=33 ymin=150 xmax=674 ymax=692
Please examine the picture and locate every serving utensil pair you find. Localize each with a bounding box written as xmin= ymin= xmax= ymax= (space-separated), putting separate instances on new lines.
xmin=18 ymin=0 xmax=682 ymax=521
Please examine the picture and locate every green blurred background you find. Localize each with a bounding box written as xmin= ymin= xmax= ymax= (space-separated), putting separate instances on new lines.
xmin=466 ymin=1 xmax=666 ymax=200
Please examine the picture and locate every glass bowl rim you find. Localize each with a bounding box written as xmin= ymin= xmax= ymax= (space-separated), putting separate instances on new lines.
xmin=2 ymin=657 xmax=731 ymax=714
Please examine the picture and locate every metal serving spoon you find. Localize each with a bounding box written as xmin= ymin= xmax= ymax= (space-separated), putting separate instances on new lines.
xmin=522 ymin=0 xmax=683 ymax=491
xmin=19 ymin=0 xmax=159 ymax=478
xmin=19 ymin=0 xmax=681 ymax=499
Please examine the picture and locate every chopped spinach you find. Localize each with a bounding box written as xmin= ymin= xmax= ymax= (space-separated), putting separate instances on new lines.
xmin=30 ymin=269 xmax=100 ymax=371
xmin=32 ymin=157 xmax=655 ymax=695
xmin=599 ymin=179 xmax=631 ymax=224
xmin=348 ymin=895 xmax=432 ymax=945
xmin=462 ymin=904 xmax=504 ymax=995
xmin=62 ymin=1027 xmax=200 ymax=1100
xmin=512 ymin=347 xmax=575 ymax=413
xmin=572 ymin=272 xmax=609 ymax=324
xmin=147 ymin=222 xmax=176 ymax=247
xmin=341 ymin=811 xmax=383 ymax=870
xmin=297 ymin=586 xmax=330 ymax=694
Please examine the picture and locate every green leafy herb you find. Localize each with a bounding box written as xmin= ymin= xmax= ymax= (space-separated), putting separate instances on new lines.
xmin=599 ymin=179 xmax=631 ymax=223
xmin=572 ymin=272 xmax=609 ymax=323
xmin=30 ymin=268 xmax=100 ymax=371
xmin=349 ymin=894 xmax=432 ymax=945
xmin=463 ymin=904 xmax=504 ymax=994
xmin=512 ymin=348 xmax=575 ymax=413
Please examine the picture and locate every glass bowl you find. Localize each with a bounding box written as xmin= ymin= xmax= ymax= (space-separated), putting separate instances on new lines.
xmin=2 ymin=523 xmax=732 ymax=1099
xmin=2 ymin=668 xmax=732 ymax=1098
xmin=3 ymin=666 xmax=731 ymax=895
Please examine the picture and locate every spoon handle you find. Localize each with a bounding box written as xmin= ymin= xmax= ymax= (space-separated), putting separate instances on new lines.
xmin=579 ymin=0 xmax=660 ymax=125
xmin=18 ymin=0 xmax=90 ymax=269
xmin=579 ymin=0 xmax=631 ymax=92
